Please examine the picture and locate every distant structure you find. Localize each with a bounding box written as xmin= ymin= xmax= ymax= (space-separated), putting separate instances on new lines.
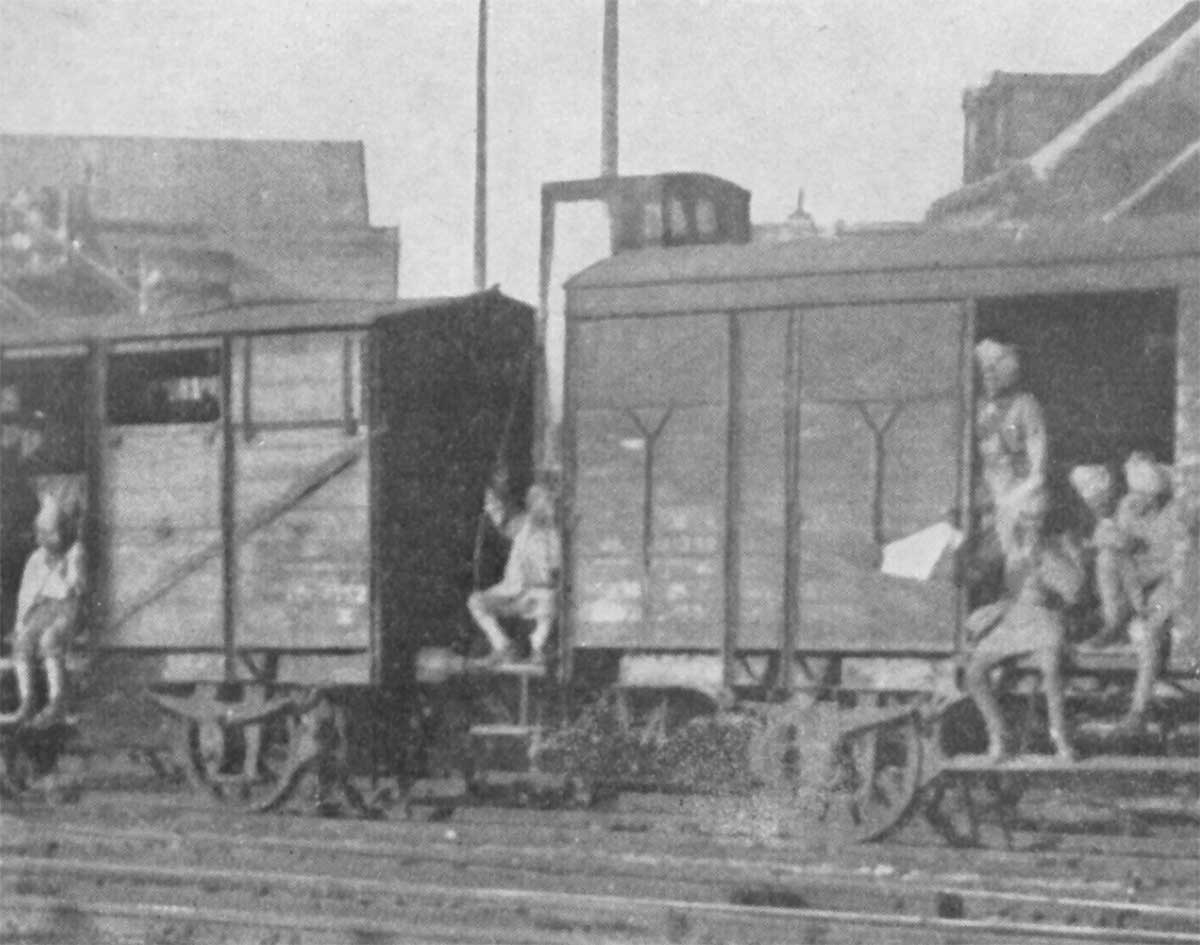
xmin=0 ymin=135 xmax=399 ymax=323
xmin=930 ymin=2 xmax=1199 ymax=226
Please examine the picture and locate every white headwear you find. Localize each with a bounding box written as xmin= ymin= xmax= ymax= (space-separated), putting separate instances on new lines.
xmin=1124 ymin=452 xmax=1169 ymax=496
xmin=35 ymin=494 xmax=65 ymax=532
xmin=974 ymin=338 xmax=1016 ymax=367
xmin=1069 ymin=465 xmax=1113 ymax=508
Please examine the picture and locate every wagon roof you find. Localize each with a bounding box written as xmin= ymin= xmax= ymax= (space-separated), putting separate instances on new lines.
xmin=1 ymin=290 xmax=531 ymax=348
xmin=567 ymin=214 xmax=1200 ymax=290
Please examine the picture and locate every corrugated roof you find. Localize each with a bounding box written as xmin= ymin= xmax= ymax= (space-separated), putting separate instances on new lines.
xmin=568 ymin=214 xmax=1200 ymax=289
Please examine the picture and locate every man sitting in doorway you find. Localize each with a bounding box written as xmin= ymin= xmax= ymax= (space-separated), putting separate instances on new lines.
xmin=963 ymin=489 xmax=1083 ymax=762
xmin=7 ymin=495 xmax=85 ymax=727
xmin=1093 ymin=453 xmax=1184 ymax=731
xmin=468 ymin=483 xmax=561 ymax=666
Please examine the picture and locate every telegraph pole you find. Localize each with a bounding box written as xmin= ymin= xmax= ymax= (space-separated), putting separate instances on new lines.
xmin=601 ymin=0 xmax=619 ymax=177
xmin=474 ymin=0 xmax=488 ymax=290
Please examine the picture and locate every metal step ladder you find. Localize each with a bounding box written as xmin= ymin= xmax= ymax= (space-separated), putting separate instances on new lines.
xmin=469 ymin=660 xmax=547 ymax=771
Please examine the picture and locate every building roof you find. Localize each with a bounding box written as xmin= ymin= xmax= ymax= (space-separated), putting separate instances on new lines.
xmin=0 ymin=290 xmax=529 ymax=349
xmin=930 ymin=5 xmax=1200 ymax=225
xmin=568 ymin=214 xmax=1200 ymax=290
xmin=0 ymin=134 xmax=371 ymax=230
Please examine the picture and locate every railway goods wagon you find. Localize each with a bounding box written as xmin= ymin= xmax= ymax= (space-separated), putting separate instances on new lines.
xmin=560 ymin=213 xmax=1200 ymax=839
xmin=0 ymin=291 xmax=534 ymax=806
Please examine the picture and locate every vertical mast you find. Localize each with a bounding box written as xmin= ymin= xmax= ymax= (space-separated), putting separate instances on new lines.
xmin=601 ymin=0 xmax=619 ymax=177
xmin=474 ymin=0 xmax=488 ymax=290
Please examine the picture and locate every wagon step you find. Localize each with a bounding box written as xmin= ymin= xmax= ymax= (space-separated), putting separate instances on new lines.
xmin=939 ymin=754 xmax=1200 ymax=774
xmin=469 ymin=724 xmax=543 ymax=738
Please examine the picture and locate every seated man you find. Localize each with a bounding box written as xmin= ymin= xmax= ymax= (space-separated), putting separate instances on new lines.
xmin=964 ymin=494 xmax=1083 ymax=762
xmin=468 ymin=483 xmax=560 ymax=665
xmin=1110 ymin=453 xmax=1182 ymax=731
xmin=1068 ymin=463 xmax=1129 ymax=644
xmin=8 ymin=496 xmax=85 ymax=727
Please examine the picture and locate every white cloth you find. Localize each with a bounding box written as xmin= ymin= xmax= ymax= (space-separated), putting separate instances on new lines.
xmin=16 ymin=542 xmax=85 ymax=629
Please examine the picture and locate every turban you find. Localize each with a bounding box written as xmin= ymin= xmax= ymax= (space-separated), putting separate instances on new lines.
xmin=974 ymin=338 xmax=1017 ymax=367
xmin=1069 ymin=464 xmax=1114 ymax=507
xmin=1124 ymin=452 xmax=1169 ymax=496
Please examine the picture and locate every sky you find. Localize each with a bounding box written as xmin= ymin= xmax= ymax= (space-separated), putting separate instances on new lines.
xmin=0 ymin=0 xmax=1188 ymax=303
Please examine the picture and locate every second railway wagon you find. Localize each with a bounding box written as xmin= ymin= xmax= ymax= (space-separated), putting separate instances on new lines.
xmin=558 ymin=213 xmax=1200 ymax=837
xmin=0 ymin=290 xmax=534 ymax=805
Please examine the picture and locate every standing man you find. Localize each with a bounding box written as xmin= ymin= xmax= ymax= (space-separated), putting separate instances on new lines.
xmin=468 ymin=483 xmax=561 ymax=665
xmin=966 ymin=339 xmax=1049 ymax=605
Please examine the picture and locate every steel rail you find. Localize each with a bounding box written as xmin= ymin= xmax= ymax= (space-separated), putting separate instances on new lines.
xmin=5 ymin=854 xmax=1198 ymax=944
xmin=6 ymin=816 xmax=1196 ymax=911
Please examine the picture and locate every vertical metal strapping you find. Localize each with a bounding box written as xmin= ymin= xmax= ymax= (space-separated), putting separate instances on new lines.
xmin=560 ymin=315 xmax=576 ymax=688
xmin=86 ymin=343 xmax=108 ymax=647
xmin=341 ymin=334 xmax=357 ymax=436
xmin=722 ymin=312 xmax=742 ymax=691
xmin=955 ymin=300 xmax=977 ymax=655
xmin=365 ymin=329 xmax=383 ymax=688
xmin=240 ymin=337 xmax=254 ymax=441
xmin=219 ymin=335 xmax=237 ymax=684
xmin=781 ymin=311 xmax=802 ymax=695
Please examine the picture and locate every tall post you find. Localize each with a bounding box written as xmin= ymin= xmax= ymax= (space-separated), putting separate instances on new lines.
xmin=474 ymin=0 xmax=488 ymax=290
xmin=601 ymin=0 xmax=619 ymax=177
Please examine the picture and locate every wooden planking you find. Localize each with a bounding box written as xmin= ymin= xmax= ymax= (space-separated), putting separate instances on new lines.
xmin=570 ymin=398 xmax=727 ymax=650
xmin=1171 ymin=282 xmax=1200 ymax=668
xmin=800 ymin=303 xmax=959 ymax=401
xmin=883 ymin=401 xmax=961 ymax=541
xmin=572 ymin=313 xmax=727 ymax=407
xmin=103 ymin=425 xmax=221 ymax=529
xmin=231 ymin=331 xmax=363 ymax=425
xmin=572 ymin=409 xmax=645 ymax=557
xmin=104 ymin=534 xmax=223 ymax=647
xmin=101 ymin=425 xmax=223 ymax=648
xmin=795 ymin=302 xmax=962 ymax=653
xmin=234 ymin=427 xmax=369 ymax=650
xmin=732 ymin=312 xmax=789 ymax=648
xmin=797 ymin=402 xmax=875 ymax=536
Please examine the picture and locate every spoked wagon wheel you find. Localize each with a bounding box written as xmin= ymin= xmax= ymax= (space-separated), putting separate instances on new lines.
xmin=921 ymin=773 xmax=1022 ymax=849
xmin=825 ymin=712 xmax=922 ymax=842
xmin=169 ymin=684 xmax=307 ymax=812
xmin=175 ymin=710 xmax=300 ymax=811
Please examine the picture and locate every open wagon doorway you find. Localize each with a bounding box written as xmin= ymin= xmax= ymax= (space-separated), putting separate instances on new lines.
xmin=974 ymin=290 xmax=1177 ymax=508
xmin=0 ymin=351 xmax=90 ymax=647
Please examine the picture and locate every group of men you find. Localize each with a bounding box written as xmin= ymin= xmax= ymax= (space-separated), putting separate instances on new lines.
xmin=1 ymin=388 xmax=83 ymax=728
xmin=964 ymin=339 xmax=1189 ymax=762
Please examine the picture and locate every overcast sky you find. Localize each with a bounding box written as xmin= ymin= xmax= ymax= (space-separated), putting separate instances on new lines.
xmin=0 ymin=0 xmax=1186 ymax=301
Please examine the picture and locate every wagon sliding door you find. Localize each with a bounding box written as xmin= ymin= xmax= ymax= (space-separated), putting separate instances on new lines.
xmin=570 ymin=314 xmax=728 ymax=649
xmin=794 ymin=302 xmax=966 ymax=653
xmin=101 ymin=342 xmax=224 ymax=649
xmin=230 ymin=332 xmax=371 ymax=685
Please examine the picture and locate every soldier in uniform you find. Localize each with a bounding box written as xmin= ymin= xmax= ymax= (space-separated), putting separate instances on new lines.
xmin=963 ymin=510 xmax=1084 ymax=762
xmin=969 ymin=339 xmax=1049 ymax=603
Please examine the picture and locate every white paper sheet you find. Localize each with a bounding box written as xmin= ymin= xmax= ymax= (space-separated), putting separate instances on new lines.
xmin=880 ymin=521 xmax=963 ymax=581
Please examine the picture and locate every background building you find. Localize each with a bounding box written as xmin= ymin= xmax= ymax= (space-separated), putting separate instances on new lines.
xmin=0 ymin=134 xmax=398 ymax=324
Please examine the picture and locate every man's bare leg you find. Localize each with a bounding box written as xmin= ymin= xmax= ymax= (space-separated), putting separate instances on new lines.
xmin=467 ymin=591 xmax=512 ymax=659
xmin=965 ymin=656 xmax=1008 ymax=762
xmin=1037 ymin=647 xmax=1074 ymax=760
xmin=30 ymin=657 xmax=67 ymax=728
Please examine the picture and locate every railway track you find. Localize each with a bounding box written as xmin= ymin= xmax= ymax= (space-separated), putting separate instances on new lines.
xmin=4 ymin=854 xmax=1198 ymax=945
xmin=3 ymin=793 xmax=1198 ymax=944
